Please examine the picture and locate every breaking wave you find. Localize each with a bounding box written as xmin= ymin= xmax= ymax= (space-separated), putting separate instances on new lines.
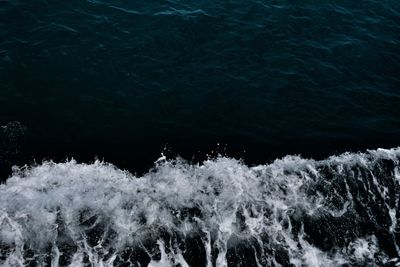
xmin=1 ymin=148 xmax=400 ymax=266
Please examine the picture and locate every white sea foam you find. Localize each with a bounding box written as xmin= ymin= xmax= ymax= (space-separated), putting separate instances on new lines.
xmin=1 ymin=147 xmax=400 ymax=266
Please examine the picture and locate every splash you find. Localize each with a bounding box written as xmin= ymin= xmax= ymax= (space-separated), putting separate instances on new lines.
xmin=1 ymin=148 xmax=400 ymax=266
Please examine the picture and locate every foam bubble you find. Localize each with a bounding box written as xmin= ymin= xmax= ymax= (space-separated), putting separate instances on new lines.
xmin=1 ymin=147 xmax=400 ymax=266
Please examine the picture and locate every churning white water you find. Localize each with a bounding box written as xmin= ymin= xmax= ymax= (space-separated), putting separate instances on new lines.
xmin=1 ymin=148 xmax=400 ymax=266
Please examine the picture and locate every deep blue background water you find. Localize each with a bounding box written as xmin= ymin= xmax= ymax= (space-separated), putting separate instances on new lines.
xmin=1 ymin=0 xmax=399 ymax=177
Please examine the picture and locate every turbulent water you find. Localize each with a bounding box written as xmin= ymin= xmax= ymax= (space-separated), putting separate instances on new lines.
xmin=1 ymin=148 xmax=400 ymax=266
xmin=1 ymin=0 xmax=400 ymax=266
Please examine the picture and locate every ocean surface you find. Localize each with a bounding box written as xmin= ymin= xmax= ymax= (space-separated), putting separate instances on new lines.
xmin=0 ymin=0 xmax=400 ymax=266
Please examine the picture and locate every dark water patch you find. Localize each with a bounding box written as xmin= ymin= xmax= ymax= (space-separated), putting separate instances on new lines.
xmin=0 ymin=0 xmax=399 ymax=179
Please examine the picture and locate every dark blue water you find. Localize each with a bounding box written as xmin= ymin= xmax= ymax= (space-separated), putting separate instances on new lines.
xmin=1 ymin=0 xmax=399 ymax=177
xmin=0 ymin=2 xmax=400 ymax=265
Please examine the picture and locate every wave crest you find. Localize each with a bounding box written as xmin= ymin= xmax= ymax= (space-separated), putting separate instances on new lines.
xmin=1 ymin=148 xmax=400 ymax=266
